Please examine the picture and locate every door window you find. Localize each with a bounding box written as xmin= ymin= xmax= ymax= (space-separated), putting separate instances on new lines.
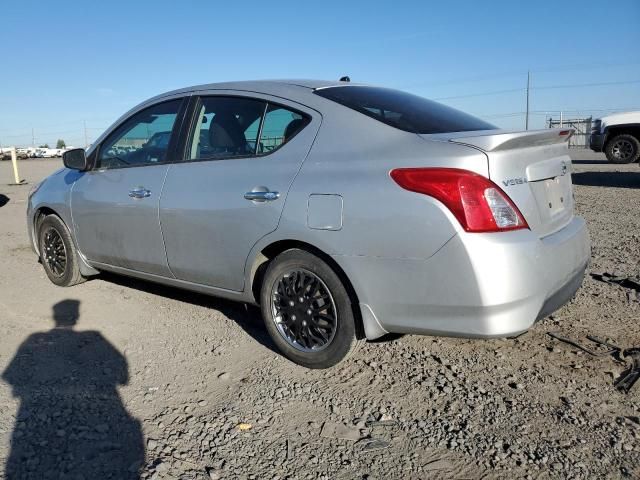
xmin=187 ymin=96 xmax=311 ymax=160
xmin=188 ymin=97 xmax=266 ymax=160
xmin=97 ymin=99 xmax=183 ymax=169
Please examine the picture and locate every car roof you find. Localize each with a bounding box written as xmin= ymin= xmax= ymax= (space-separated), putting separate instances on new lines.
xmin=149 ymin=79 xmax=365 ymax=104
xmin=600 ymin=110 xmax=640 ymax=124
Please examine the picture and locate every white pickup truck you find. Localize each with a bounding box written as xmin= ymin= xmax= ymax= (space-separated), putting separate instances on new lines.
xmin=590 ymin=111 xmax=640 ymax=163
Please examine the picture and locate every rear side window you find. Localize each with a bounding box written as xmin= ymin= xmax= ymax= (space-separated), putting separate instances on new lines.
xmin=187 ymin=96 xmax=310 ymax=161
xmin=258 ymin=104 xmax=309 ymax=153
xmin=189 ymin=96 xmax=265 ymax=160
xmin=315 ymin=86 xmax=496 ymax=134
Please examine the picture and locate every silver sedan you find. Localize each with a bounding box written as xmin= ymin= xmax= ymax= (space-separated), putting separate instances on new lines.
xmin=27 ymin=80 xmax=590 ymax=368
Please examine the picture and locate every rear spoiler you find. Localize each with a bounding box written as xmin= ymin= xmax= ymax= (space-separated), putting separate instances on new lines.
xmin=446 ymin=129 xmax=574 ymax=152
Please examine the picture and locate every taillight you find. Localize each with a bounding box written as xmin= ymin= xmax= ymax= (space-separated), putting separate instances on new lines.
xmin=390 ymin=168 xmax=529 ymax=233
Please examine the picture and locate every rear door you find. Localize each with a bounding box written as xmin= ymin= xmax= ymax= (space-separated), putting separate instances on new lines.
xmin=71 ymin=97 xmax=186 ymax=275
xmin=159 ymin=93 xmax=320 ymax=291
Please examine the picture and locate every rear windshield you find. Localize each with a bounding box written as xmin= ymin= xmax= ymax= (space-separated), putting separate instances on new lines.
xmin=315 ymin=86 xmax=496 ymax=134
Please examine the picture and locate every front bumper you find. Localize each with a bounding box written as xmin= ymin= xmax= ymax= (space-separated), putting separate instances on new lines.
xmin=589 ymin=133 xmax=605 ymax=152
xmin=336 ymin=216 xmax=590 ymax=339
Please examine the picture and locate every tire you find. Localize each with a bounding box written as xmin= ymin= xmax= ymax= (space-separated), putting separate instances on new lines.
xmin=604 ymin=134 xmax=640 ymax=164
xmin=260 ymin=249 xmax=363 ymax=369
xmin=38 ymin=215 xmax=85 ymax=287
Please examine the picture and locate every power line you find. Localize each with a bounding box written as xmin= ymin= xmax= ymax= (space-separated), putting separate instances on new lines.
xmin=399 ymin=61 xmax=640 ymax=89
xmin=533 ymin=79 xmax=640 ymax=90
xmin=432 ymin=88 xmax=523 ymax=101
xmin=433 ymin=80 xmax=640 ymax=102
xmin=400 ymin=72 xmax=525 ymax=90
xmin=477 ymin=106 xmax=640 ymax=120
xmin=1 ymin=130 xmax=82 ymax=138
xmin=0 ymin=118 xmax=114 ymax=134
xmin=397 ymin=62 xmax=640 ymax=88
xmin=0 ymin=125 xmax=108 ymax=139
xmin=532 ymin=61 xmax=640 ymax=74
xmin=530 ymin=107 xmax=640 ymax=114
xmin=481 ymin=112 xmax=526 ymax=119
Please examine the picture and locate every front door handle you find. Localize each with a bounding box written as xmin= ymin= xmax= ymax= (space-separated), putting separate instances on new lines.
xmin=244 ymin=189 xmax=280 ymax=202
xmin=129 ymin=187 xmax=151 ymax=199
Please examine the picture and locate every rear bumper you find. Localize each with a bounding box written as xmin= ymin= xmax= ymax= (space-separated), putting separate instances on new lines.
xmin=336 ymin=216 xmax=590 ymax=339
xmin=589 ymin=133 xmax=605 ymax=152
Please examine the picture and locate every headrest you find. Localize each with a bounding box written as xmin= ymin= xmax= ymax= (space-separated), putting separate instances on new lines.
xmin=284 ymin=118 xmax=305 ymax=142
xmin=209 ymin=112 xmax=246 ymax=149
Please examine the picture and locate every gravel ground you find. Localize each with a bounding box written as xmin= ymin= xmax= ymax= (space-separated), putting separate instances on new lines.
xmin=0 ymin=151 xmax=638 ymax=479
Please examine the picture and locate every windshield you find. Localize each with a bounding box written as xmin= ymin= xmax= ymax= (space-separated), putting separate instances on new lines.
xmin=315 ymin=85 xmax=496 ymax=134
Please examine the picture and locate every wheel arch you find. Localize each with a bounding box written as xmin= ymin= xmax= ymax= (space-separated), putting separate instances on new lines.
xmin=249 ymin=239 xmax=366 ymax=340
xmin=32 ymin=206 xmax=62 ymax=255
xmin=32 ymin=205 xmax=99 ymax=277
xmin=604 ymin=125 xmax=640 ymax=144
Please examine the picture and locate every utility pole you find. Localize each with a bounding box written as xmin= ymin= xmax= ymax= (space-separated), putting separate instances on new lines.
xmin=31 ymin=128 xmax=35 ymax=147
xmin=83 ymin=120 xmax=88 ymax=148
xmin=525 ymin=71 xmax=530 ymax=130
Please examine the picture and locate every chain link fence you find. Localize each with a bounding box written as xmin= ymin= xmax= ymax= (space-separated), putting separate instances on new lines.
xmin=547 ymin=117 xmax=592 ymax=148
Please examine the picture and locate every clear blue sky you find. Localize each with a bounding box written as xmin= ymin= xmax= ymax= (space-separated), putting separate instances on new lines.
xmin=1 ymin=0 xmax=639 ymax=147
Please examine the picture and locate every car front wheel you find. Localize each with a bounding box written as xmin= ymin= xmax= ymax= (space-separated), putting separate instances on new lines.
xmin=260 ymin=249 xmax=363 ymax=369
xmin=38 ymin=215 xmax=85 ymax=287
xmin=605 ymin=134 xmax=640 ymax=164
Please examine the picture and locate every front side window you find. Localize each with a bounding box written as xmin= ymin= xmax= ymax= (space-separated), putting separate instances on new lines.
xmin=188 ymin=96 xmax=311 ymax=160
xmin=97 ymin=99 xmax=182 ymax=169
xmin=315 ymin=86 xmax=496 ymax=134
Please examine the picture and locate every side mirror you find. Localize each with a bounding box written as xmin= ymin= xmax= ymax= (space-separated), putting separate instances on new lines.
xmin=62 ymin=148 xmax=88 ymax=171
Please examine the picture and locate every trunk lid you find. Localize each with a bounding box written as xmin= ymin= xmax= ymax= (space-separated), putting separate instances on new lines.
xmin=423 ymin=129 xmax=575 ymax=237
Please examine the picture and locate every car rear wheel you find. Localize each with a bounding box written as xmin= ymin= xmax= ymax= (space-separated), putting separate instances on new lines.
xmin=605 ymin=134 xmax=640 ymax=164
xmin=38 ymin=215 xmax=85 ymax=287
xmin=260 ymin=249 xmax=363 ymax=368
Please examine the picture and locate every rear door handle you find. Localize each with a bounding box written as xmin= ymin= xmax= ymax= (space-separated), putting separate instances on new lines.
xmin=129 ymin=187 xmax=151 ymax=199
xmin=244 ymin=189 xmax=280 ymax=202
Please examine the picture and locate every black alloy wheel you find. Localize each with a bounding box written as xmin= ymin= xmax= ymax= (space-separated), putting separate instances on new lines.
xmin=260 ymin=249 xmax=363 ymax=369
xmin=42 ymin=227 xmax=67 ymax=277
xmin=270 ymin=268 xmax=338 ymax=352
xmin=38 ymin=214 xmax=85 ymax=287
xmin=605 ymin=134 xmax=640 ymax=164
xmin=611 ymin=138 xmax=634 ymax=161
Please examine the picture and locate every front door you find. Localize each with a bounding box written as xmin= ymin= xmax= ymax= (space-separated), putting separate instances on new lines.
xmin=160 ymin=94 xmax=319 ymax=291
xmin=71 ymin=98 xmax=185 ymax=276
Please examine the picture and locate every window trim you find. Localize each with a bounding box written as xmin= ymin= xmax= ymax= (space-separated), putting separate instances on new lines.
xmin=180 ymin=94 xmax=312 ymax=164
xmin=254 ymin=102 xmax=269 ymax=155
xmin=92 ymin=97 xmax=189 ymax=172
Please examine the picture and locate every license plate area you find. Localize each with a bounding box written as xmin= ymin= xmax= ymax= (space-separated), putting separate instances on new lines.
xmin=529 ymin=174 xmax=573 ymax=234
xmin=541 ymin=177 xmax=566 ymax=216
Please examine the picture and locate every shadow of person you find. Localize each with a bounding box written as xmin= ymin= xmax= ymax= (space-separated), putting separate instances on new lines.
xmin=2 ymin=300 xmax=144 ymax=479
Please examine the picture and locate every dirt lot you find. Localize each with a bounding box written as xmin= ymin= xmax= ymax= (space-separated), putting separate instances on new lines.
xmin=0 ymin=151 xmax=639 ymax=479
